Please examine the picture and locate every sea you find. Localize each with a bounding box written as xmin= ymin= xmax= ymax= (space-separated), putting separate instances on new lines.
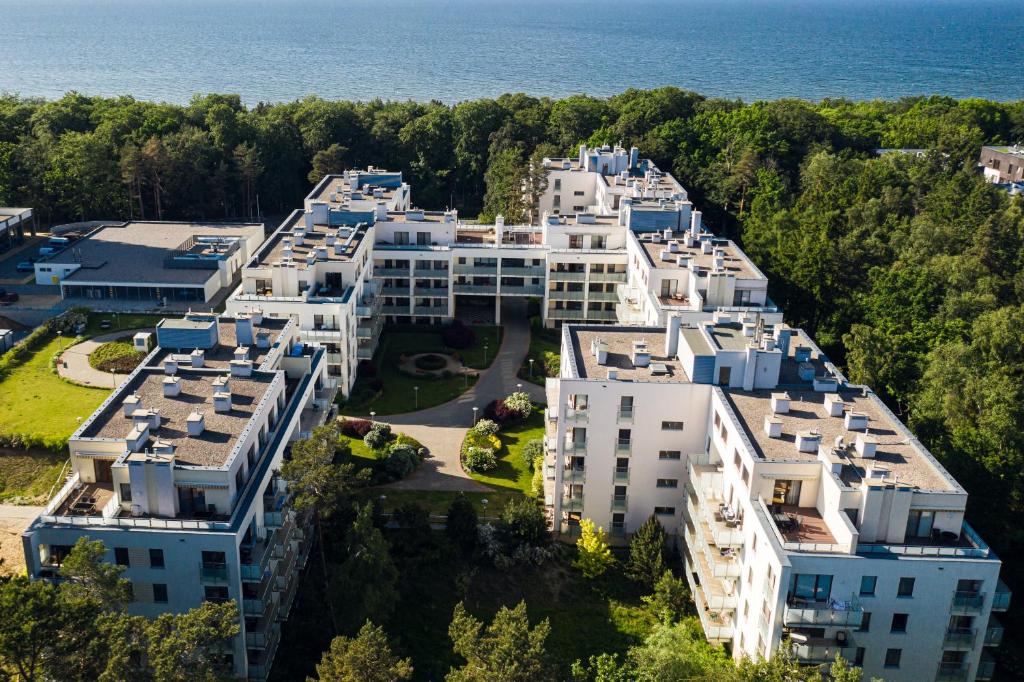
xmin=0 ymin=0 xmax=1021 ymax=104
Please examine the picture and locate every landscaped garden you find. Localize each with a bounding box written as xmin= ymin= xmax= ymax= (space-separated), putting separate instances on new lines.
xmin=88 ymin=340 xmax=146 ymax=373
xmin=341 ymin=323 xmax=503 ymax=415
xmin=336 ymin=418 xmax=426 ymax=485
xmin=461 ymin=394 xmax=546 ymax=495
xmin=519 ymin=316 xmax=561 ymax=387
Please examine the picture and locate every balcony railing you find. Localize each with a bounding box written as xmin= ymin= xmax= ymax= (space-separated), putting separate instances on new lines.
xmin=588 ymin=291 xmax=619 ymax=302
xmin=935 ymin=663 xmax=969 ymax=682
xmin=452 ymin=283 xmax=498 ymax=294
xmin=413 ymin=267 xmax=440 ymax=277
xmin=615 ymin=439 xmax=631 ymax=454
xmin=547 ymin=308 xmax=587 ymax=320
xmin=453 ymin=264 xmax=497 ymax=275
xmin=501 ymin=285 xmax=545 ymax=296
xmin=617 ymin=406 xmax=634 ymax=423
xmin=984 ymin=618 xmax=1004 ymax=646
xmin=375 ymin=267 xmax=410 ymax=277
xmin=563 ymin=468 xmax=586 ymax=484
xmin=381 ymin=304 xmax=410 ymax=315
xmin=783 ymin=598 xmax=864 ymax=627
xmin=199 ymin=562 xmax=229 ymax=584
xmin=951 ymin=590 xmax=985 ymax=613
xmin=414 ymin=306 xmax=447 ymax=316
xmin=993 ymin=579 xmax=1011 ymax=611
xmin=589 ymin=271 xmax=627 ymax=282
xmin=613 ymin=467 xmax=630 ymax=484
xmin=548 ymin=270 xmax=587 ymax=281
xmin=565 ymin=407 xmax=588 ymax=422
xmin=501 ymin=266 xmax=546 ymax=277
xmin=943 ymin=628 xmax=976 ymax=650
xmin=414 ymin=287 xmax=449 ymax=297
xmin=381 ymin=286 xmax=410 ymax=296
xmin=611 ymin=495 xmax=628 ymax=512
xmin=562 ymin=496 xmax=584 ymax=513
xmin=688 ymin=569 xmax=735 ymax=643
xmin=548 ymin=289 xmax=586 ymax=300
xmin=565 ymin=439 xmax=588 ymax=454
xmin=684 ymin=544 xmax=739 ymax=610
xmin=790 ymin=639 xmax=854 ymax=665
xmin=977 ymin=653 xmax=996 ymax=681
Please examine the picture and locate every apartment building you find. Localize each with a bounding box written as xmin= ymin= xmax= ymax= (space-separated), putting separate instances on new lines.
xmin=23 ymin=312 xmax=333 ymax=681
xmin=544 ymin=315 xmax=1009 ymax=681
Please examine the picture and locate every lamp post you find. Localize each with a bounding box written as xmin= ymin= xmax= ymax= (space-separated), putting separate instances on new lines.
xmin=56 ymin=330 xmax=63 ymax=353
xmin=369 ymin=410 xmax=376 ymax=424
xmin=481 ymin=498 xmax=488 ymax=518
xmin=413 ymin=386 xmax=419 ymax=410
xmin=483 ymin=344 xmax=489 ymax=366
xmin=529 ymin=358 xmax=534 ymax=378
xmin=472 ymin=406 xmax=478 ymax=425
xmin=517 ymin=383 xmax=522 ymax=392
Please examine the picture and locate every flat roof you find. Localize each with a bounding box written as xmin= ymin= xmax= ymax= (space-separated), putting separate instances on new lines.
xmin=636 ymin=232 xmax=763 ymax=280
xmin=254 ymin=213 xmax=368 ymax=268
xmin=983 ymin=145 xmax=1024 ymax=157
xmin=723 ymin=387 xmax=959 ymax=492
xmin=80 ymin=368 xmax=277 ymax=468
xmin=151 ymin=318 xmax=290 ymax=370
xmin=308 ymin=170 xmax=405 ymax=207
xmin=47 ymin=222 xmax=262 ymax=286
xmin=567 ymin=325 xmax=689 ymax=382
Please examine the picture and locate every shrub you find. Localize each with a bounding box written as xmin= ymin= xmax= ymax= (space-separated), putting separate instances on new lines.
xmin=356 ymin=360 xmax=377 ymax=378
xmin=520 ymin=439 xmax=544 ymax=471
xmin=541 ymin=350 xmax=560 ymax=377
xmin=503 ymin=391 xmax=532 ymax=419
xmin=498 ymin=498 xmax=547 ymax=548
xmin=442 ymin=321 xmax=475 ymax=349
xmin=393 ymin=502 xmax=431 ymax=531
xmin=530 ymin=456 xmax=544 ymax=498
xmin=383 ymin=443 xmax=421 ymax=479
xmin=463 ymin=446 xmax=497 ymax=472
xmin=367 ymin=377 xmax=384 ymax=391
xmin=484 ymin=398 xmax=517 ymax=425
xmin=363 ymin=422 xmax=394 ymax=450
xmin=573 ymin=518 xmax=615 ymax=579
xmin=341 ymin=418 xmax=373 ymax=438
xmin=393 ymin=432 xmax=425 ymax=452
xmin=446 ymin=494 xmax=479 ymax=553
xmin=470 ymin=419 xmax=499 ymax=438
xmin=413 ymin=353 xmax=448 ymax=371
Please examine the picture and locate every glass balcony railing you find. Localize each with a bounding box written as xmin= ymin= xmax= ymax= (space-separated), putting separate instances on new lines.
xmin=199 ymin=562 xmax=229 ymax=583
xmin=984 ymin=619 xmax=1004 ymax=647
xmin=565 ymin=439 xmax=588 ymax=454
xmin=943 ymin=628 xmax=976 ymax=650
xmin=976 ymin=653 xmax=996 ymax=681
xmin=565 ymin=407 xmax=588 ymax=422
xmin=563 ymin=468 xmax=586 ymax=484
xmin=548 ymin=270 xmax=586 ymax=281
xmin=617 ymin=407 xmax=634 ymax=423
xmin=783 ymin=598 xmax=863 ymax=627
xmin=615 ymin=439 xmax=631 ymax=454
xmin=993 ymin=579 xmax=1012 ymax=612
xmin=935 ymin=663 xmax=969 ymax=682
xmin=951 ymin=590 xmax=985 ymax=613
xmin=562 ymin=496 xmax=584 ymax=513
xmin=611 ymin=495 xmax=628 ymax=512
xmin=613 ymin=467 xmax=630 ymax=484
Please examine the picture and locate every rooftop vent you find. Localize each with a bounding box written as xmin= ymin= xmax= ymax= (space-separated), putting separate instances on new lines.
xmin=164 ymin=358 xmax=178 ymax=376
xmin=631 ymin=340 xmax=651 ymax=368
xmin=186 ymin=411 xmax=205 ymax=436
xmin=576 ymin=213 xmax=596 ymax=224
xmin=866 ymin=463 xmax=889 ymax=480
xmin=132 ymin=408 xmax=161 ymax=430
xmin=230 ymin=359 xmax=253 ymax=377
xmin=659 ymin=249 xmax=675 ymax=262
xmin=797 ymin=362 xmax=816 ymax=382
xmin=122 ymin=393 xmax=142 ymax=417
xmin=152 ymin=440 xmax=175 ymax=456
xmin=676 ymin=255 xmax=689 ymax=268
xmin=126 ymin=424 xmax=150 ymax=452
xmin=234 ymin=346 xmax=249 ymax=362
xmin=795 ymin=430 xmax=821 ymax=453
xmin=855 ymin=433 xmax=878 ymax=459
xmin=255 ymin=331 xmax=271 ymax=350
xmin=701 ymin=241 xmax=713 ymax=255
xmin=771 ymin=392 xmax=790 ymax=414
xmin=813 ymin=375 xmax=839 ymax=392
xmin=236 ymin=315 xmax=255 ymax=346
xmin=764 ymin=416 xmax=783 ymax=438
xmin=794 ymin=346 xmax=812 ymax=363
xmin=326 ymin=232 xmax=337 ymax=247
xmin=293 ymin=230 xmax=306 ymax=246
xmin=406 ymin=209 xmax=425 ymax=221
xmin=250 ymin=308 xmax=264 ymax=324
xmin=305 ymin=252 xmax=317 ymax=265
xmin=651 ymin=233 xmax=662 ymax=244
xmin=163 ymin=376 xmax=181 ymax=398
xmin=213 ymin=391 xmax=232 ymax=413
xmin=212 ymin=375 xmax=230 ymax=393
xmin=190 ymin=349 xmax=205 ymax=368
xmin=845 ymin=412 xmax=869 ymax=431
xmin=590 ymin=338 xmax=608 ymax=365
xmin=742 ymin=322 xmax=757 ymax=337
xmin=667 ymin=241 xmax=680 ymax=253
xmin=663 ymin=228 xmax=673 ymax=241
xmin=649 ymin=362 xmax=669 ymax=376
xmin=824 ymin=394 xmax=845 ymax=417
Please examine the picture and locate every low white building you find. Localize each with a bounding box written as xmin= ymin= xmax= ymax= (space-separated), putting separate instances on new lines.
xmin=544 ymin=315 xmax=1009 ymax=681
xmin=23 ymin=312 xmax=333 ymax=681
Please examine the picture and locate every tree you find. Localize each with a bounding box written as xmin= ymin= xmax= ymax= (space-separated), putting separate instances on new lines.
xmin=282 ymin=420 xmax=352 ymax=633
xmin=446 ymin=601 xmax=554 ymax=682
xmin=333 ymin=503 xmax=399 ymax=632
xmin=144 ymin=601 xmax=240 ymax=682
xmin=641 ymin=571 xmax=690 ymax=624
xmin=626 ymin=515 xmax=667 ymax=586
xmin=312 ymin=621 xmax=413 ymax=682
xmin=446 ymin=493 xmax=479 ymax=554
xmin=309 ymin=143 xmax=350 ymax=184
xmin=497 ymin=497 xmax=547 ymax=549
xmin=573 ymin=518 xmax=615 ymax=579
xmin=625 ymin=620 xmax=733 ymax=681
xmin=59 ymin=536 xmax=132 ymax=610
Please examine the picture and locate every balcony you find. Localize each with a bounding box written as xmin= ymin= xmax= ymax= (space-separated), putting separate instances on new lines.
xmin=354 ymin=296 xmax=381 ymax=318
xmin=615 ymin=439 xmax=631 ymax=454
xmin=993 ymin=579 xmax=1011 ymax=611
xmin=501 ymin=266 xmax=545 ymax=277
xmin=414 ymin=287 xmax=449 ymax=297
xmin=977 ymin=652 xmax=996 ymax=681
xmin=935 ymin=663 xmax=969 ymax=682
xmin=943 ymin=627 xmax=976 ymax=650
xmin=547 ymin=308 xmax=587 ymax=320
xmin=684 ymin=483 xmax=744 ymax=548
xmin=951 ymin=590 xmax=985 ymax=614
xmin=984 ymin=618 xmax=1003 ymax=647
xmin=613 ymin=467 xmax=630 ymax=484
xmin=548 ymin=270 xmax=586 ymax=281
xmin=375 ymin=266 xmax=410 ymax=277
xmin=452 ymin=282 xmax=498 ymax=294
xmin=589 ymin=271 xmax=627 ymax=283
xmin=356 ymin=316 xmax=384 ymax=340
xmin=565 ymin=406 xmax=588 ymax=422
xmin=414 ymin=306 xmax=448 ymax=316
xmin=683 ymin=543 xmax=738 ymax=610
xmin=563 ymin=467 xmax=586 ymax=485
xmin=562 ymin=496 xmax=584 ymax=513
xmin=454 ymin=264 xmax=497 ymax=275
xmin=413 ymin=267 xmax=441 ymax=277
xmin=611 ymin=495 xmax=628 ymax=512
xmin=789 ymin=637 xmax=854 ymax=665
xmin=381 ymin=304 xmax=410 ymax=315
xmin=687 ymin=563 xmax=735 ymax=643
xmin=501 ymin=284 xmax=544 ymax=296
xmin=617 ymin=406 xmax=634 ymax=423
xmin=245 ymin=622 xmax=281 ymax=649
xmin=564 ymin=439 xmax=588 ymax=455
xmin=548 ymin=289 xmax=586 ymax=301
xmin=381 ymin=285 xmax=410 ymax=296
xmin=587 ymin=291 xmax=619 ymax=302
xmin=199 ymin=562 xmax=229 ymax=584
xmin=783 ymin=598 xmax=864 ymax=628
xmin=692 ymin=523 xmax=741 ymax=579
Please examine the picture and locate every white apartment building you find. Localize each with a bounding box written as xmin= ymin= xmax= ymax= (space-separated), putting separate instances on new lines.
xmin=224 ymin=147 xmax=778 ymax=397
xmin=544 ymin=315 xmax=1009 ymax=681
xmin=23 ymin=312 xmax=333 ymax=681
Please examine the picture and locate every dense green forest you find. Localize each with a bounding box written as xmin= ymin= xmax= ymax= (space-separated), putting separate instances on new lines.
xmin=1 ymin=89 xmax=1023 ymax=653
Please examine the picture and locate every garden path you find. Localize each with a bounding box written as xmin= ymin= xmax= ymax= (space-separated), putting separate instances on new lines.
xmin=56 ymin=328 xmax=148 ymax=388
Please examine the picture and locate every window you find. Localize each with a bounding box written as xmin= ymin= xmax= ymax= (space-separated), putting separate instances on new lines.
xmin=416 ymin=231 xmax=430 ymax=246
xmin=891 ymin=613 xmax=908 ymax=633
xmin=653 ymin=506 xmax=676 ymax=515
xmin=714 ymin=411 xmax=721 ymax=428
xmin=854 ymin=648 xmax=865 ymax=666
xmin=114 ymin=547 xmax=130 ymax=567
xmin=573 ymin=205 xmax=584 ymax=212
xmin=573 ymin=190 xmax=585 ymax=196
xmin=149 ymin=549 xmax=165 ymax=569
xmin=661 ymin=421 xmax=684 ymax=431
xmin=792 ymin=573 xmax=833 ymax=602
xmin=553 ymin=195 xmax=561 ymax=207
xmin=884 ymin=649 xmax=902 ymax=669
xmin=152 ymin=583 xmax=168 ymax=603
xmin=859 ymin=575 xmax=877 ymax=597
xmin=204 ymin=585 xmax=229 ymax=603
xmin=905 ymin=509 xmax=935 ymax=538
xmin=119 ymin=483 xmax=132 ymax=502
xmin=658 ymin=450 xmax=681 ymax=460
xmin=394 ymin=231 xmax=409 ymax=245
xmin=858 ymin=612 xmax=872 ymax=632
xmin=656 ymin=479 xmax=678 ymax=488
xmin=897 ymin=577 xmax=915 ymax=597
xmin=554 ymin=179 xmax=561 ymax=190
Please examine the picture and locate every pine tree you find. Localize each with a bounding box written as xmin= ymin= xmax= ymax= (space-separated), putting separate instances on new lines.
xmin=447 ymin=601 xmax=554 ymax=682
xmin=314 ymin=621 xmax=413 ymax=682
xmin=626 ymin=514 xmax=667 ymax=586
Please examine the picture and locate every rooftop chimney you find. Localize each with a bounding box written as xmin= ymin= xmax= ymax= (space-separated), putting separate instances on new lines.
xmin=212 ymin=375 xmax=230 ymax=393
xmin=250 ymin=308 xmax=263 ymax=324
xmin=844 ymin=412 xmax=869 ymax=431
xmin=591 ymin=337 xmax=608 ymax=365
xmin=213 ymin=391 xmax=232 ymax=413
xmin=824 ymin=394 xmax=845 ymax=417
xmin=855 ymin=433 xmax=878 ymax=459
xmin=163 ymin=376 xmax=181 ymax=398
xmin=764 ymin=416 xmax=783 ymax=438
xmin=126 ymin=424 xmax=150 ymax=452
xmin=771 ymin=392 xmax=790 ymax=414
xmin=631 ymin=340 xmax=651 ymax=367
xmin=795 ymin=430 xmax=821 ymax=453
xmin=187 ymin=411 xmax=205 ymax=436
xmin=234 ymin=346 xmax=249 ymax=362
xmin=255 ymin=331 xmax=271 ymax=349
xmin=293 ymin=230 xmax=305 ymax=246
xmin=122 ymin=393 xmax=142 ymax=417
xmin=230 ymin=360 xmax=253 ymax=377
xmin=690 ymin=210 xmax=702 ymax=238
xmin=665 ymin=315 xmax=681 ymax=357
xmin=190 ymin=349 xmax=205 ymax=368
xmin=236 ymin=315 xmax=255 ymax=346
xmin=164 ymin=358 xmax=178 ymax=376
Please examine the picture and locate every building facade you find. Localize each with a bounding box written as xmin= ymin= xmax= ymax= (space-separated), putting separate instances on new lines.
xmin=23 ymin=313 xmax=333 ymax=680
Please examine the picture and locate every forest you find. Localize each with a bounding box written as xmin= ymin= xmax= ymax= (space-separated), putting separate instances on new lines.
xmin=1 ymin=89 xmax=1023 ymax=657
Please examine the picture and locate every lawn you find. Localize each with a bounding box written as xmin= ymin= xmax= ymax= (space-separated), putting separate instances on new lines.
xmin=519 ymin=317 xmax=561 ymax=387
xmin=271 ymin=529 xmax=655 ymax=682
xmin=342 ymin=325 xmax=502 ymax=416
xmin=467 ymin=406 xmax=545 ymax=494
xmin=0 ymin=448 xmax=67 ymax=503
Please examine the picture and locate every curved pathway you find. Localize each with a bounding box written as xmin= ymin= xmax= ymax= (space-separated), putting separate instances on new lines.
xmin=370 ymin=302 xmax=546 ymax=491
xmin=56 ymin=329 xmax=148 ymax=388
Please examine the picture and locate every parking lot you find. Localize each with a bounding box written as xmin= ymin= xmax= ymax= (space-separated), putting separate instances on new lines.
xmin=0 ymin=236 xmax=46 ymax=284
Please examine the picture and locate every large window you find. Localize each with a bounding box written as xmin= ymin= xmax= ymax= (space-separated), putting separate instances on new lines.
xmin=791 ymin=573 xmax=833 ymax=603
xmin=884 ymin=649 xmax=902 ymax=669
xmin=897 ymin=577 xmax=915 ymax=598
xmin=905 ymin=509 xmax=935 ymax=538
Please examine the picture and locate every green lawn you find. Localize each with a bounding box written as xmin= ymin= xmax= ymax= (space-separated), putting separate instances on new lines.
xmin=0 ymin=448 xmax=68 ymax=503
xmin=519 ymin=318 xmax=561 ymax=387
xmin=467 ymin=406 xmax=545 ymax=494
xmin=342 ymin=325 xmax=502 ymax=416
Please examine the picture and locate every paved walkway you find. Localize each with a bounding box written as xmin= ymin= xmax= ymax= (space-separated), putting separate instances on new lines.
xmin=375 ymin=300 xmax=546 ymax=491
xmin=56 ymin=328 xmax=149 ymax=388
xmin=0 ymin=504 xmax=43 ymax=576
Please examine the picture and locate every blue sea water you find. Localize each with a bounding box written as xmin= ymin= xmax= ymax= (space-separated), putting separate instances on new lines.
xmin=0 ymin=0 xmax=1021 ymax=104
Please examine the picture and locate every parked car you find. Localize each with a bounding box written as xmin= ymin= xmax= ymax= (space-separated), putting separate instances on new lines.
xmin=0 ymin=292 xmax=18 ymax=303
xmin=16 ymin=261 xmax=35 ymax=272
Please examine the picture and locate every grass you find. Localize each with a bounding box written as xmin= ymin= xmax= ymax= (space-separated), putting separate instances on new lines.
xmin=342 ymin=325 xmax=502 ymax=416
xmin=519 ymin=318 xmax=561 ymax=387
xmin=0 ymin=448 xmax=67 ymax=503
xmin=271 ymin=529 xmax=655 ymax=682
xmin=88 ymin=340 xmax=145 ymax=373
xmin=467 ymin=406 xmax=545 ymax=494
